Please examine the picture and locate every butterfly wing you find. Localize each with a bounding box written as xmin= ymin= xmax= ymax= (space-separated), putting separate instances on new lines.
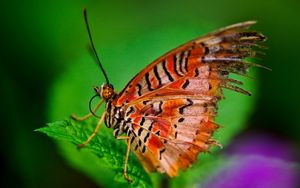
xmin=114 ymin=21 xmax=266 ymax=176
xmin=124 ymin=95 xmax=220 ymax=176
xmin=115 ymin=20 xmax=265 ymax=106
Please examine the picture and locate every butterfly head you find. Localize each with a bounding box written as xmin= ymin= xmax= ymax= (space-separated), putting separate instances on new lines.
xmin=94 ymin=84 xmax=115 ymax=101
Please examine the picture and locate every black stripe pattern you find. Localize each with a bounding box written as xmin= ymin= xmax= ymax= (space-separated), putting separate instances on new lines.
xmin=154 ymin=101 xmax=163 ymax=116
xmin=173 ymin=52 xmax=184 ymax=77
xmin=162 ymin=60 xmax=174 ymax=82
xmin=153 ymin=65 xmax=162 ymax=86
xmin=179 ymin=98 xmax=193 ymax=114
xmin=137 ymin=83 xmax=142 ymax=96
xmin=145 ymin=72 xmax=153 ymax=91
xmin=182 ymin=79 xmax=190 ymax=89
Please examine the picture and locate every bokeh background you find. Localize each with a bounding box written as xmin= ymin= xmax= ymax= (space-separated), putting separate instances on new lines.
xmin=1 ymin=0 xmax=300 ymax=187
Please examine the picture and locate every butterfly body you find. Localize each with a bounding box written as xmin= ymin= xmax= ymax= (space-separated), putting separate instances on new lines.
xmin=77 ymin=19 xmax=267 ymax=180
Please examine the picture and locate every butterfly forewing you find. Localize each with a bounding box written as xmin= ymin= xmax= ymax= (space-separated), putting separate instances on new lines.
xmin=107 ymin=21 xmax=266 ymax=176
xmin=115 ymin=21 xmax=264 ymax=106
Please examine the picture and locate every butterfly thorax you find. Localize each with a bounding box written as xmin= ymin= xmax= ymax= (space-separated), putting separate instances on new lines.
xmin=104 ymin=99 xmax=132 ymax=138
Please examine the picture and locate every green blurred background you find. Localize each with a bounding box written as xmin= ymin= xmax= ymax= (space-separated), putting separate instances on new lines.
xmin=1 ymin=0 xmax=300 ymax=187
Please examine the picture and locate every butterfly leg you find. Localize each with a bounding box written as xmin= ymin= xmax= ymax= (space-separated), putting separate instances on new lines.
xmin=77 ymin=112 xmax=106 ymax=149
xmin=117 ymin=136 xmax=132 ymax=183
xmin=71 ymin=99 xmax=104 ymax=121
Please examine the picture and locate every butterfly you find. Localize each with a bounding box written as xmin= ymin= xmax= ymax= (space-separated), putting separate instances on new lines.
xmin=72 ymin=9 xmax=267 ymax=183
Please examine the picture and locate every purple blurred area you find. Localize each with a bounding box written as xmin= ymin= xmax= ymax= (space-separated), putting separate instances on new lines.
xmin=227 ymin=131 xmax=299 ymax=162
xmin=202 ymin=132 xmax=300 ymax=188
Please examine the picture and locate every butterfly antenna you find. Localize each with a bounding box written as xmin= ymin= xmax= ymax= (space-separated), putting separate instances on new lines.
xmin=83 ymin=8 xmax=110 ymax=84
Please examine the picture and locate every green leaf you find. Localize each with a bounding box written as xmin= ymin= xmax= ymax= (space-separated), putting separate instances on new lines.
xmin=37 ymin=120 xmax=152 ymax=188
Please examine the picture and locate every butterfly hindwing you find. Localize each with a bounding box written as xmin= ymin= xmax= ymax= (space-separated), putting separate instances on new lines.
xmin=123 ymin=95 xmax=220 ymax=176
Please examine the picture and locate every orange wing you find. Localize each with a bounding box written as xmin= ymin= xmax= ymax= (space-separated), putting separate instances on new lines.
xmin=114 ymin=21 xmax=265 ymax=107
xmin=124 ymin=95 xmax=220 ymax=176
xmin=115 ymin=21 xmax=266 ymax=176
